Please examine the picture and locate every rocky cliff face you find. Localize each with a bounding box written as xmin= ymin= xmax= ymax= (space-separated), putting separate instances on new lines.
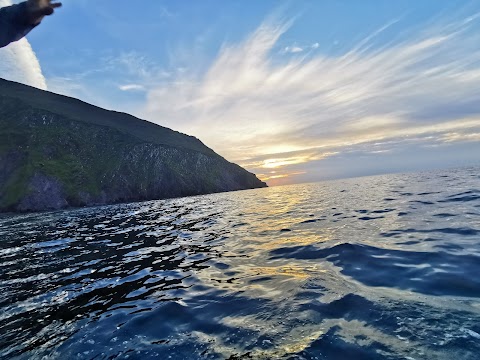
xmin=0 ymin=80 xmax=266 ymax=212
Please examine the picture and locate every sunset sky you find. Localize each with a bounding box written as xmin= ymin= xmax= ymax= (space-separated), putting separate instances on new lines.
xmin=1 ymin=0 xmax=479 ymax=185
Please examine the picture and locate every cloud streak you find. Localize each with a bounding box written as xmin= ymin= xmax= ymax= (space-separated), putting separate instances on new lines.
xmin=119 ymin=84 xmax=145 ymax=92
xmin=285 ymin=46 xmax=303 ymax=53
xmin=0 ymin=0 xmax=47 ymax=90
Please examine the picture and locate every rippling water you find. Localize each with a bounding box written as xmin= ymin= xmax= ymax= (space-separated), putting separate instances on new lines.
xmin=1 ymin=167 xmax=480 ymax=359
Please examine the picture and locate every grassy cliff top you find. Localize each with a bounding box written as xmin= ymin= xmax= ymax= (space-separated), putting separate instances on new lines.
xmin=0 ymin=79 xmax=218 ymax=157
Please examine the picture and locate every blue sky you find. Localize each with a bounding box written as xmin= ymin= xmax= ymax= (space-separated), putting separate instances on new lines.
xmin=1 ymin=0 xmax=480 ymax=185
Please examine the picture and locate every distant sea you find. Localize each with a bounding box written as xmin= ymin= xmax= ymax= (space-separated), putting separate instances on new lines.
xmin=1 ymin=167 xmax=479 ymax=359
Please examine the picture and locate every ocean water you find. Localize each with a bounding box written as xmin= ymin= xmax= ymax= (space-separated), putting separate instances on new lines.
xmin=1 ymin=167 xmax=480 ymax=360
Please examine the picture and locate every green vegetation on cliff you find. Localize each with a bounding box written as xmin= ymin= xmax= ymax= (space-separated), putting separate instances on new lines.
xmin=0 ymin=79 xmax=266 ymax=212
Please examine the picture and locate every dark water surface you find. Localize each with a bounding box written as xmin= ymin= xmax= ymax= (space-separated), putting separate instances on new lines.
xmin=1 ymin=167 xmax=480 ymax=359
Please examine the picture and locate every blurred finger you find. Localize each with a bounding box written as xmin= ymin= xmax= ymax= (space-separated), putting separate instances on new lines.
xmin=33 ymin=6 xmax=54 ymax=17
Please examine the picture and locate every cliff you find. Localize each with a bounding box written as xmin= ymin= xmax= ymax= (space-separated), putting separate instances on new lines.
xmin=0 ymin=79 xmax=267 ymax=212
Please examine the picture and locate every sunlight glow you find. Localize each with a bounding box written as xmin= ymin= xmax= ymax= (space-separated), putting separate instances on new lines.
xmin=138 ymin=12 xmax=480 ymax=185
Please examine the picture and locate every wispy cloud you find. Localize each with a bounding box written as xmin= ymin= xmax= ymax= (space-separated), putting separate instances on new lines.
xmin=47 ymin=51 xmax=169 ymax=110
xmin=119 ymin=84 xmax=146 ymax=92
xmin=285 ymin=42 xmax=320 ymax=53
xmin=0 ymin=0 xmax=46 ymax=89
xmin=106 ymin=51 xmax=171 ymax=84
xmin=285 ymin=46 xmax=303 ymax=53
xmin=139 ymin=13 xmax=480 ymax=184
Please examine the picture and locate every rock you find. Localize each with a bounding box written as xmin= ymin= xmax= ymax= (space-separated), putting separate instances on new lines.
xmin=17 ymin=173 xmax=68 ymax=212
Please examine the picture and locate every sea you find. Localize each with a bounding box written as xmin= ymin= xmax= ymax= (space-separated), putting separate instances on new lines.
xmin=0 ymin=166 xmax=479 ymax=360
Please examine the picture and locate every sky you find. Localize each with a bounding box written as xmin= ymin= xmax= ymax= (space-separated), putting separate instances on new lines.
xmin=1 ymin=0 xmax=480 ymax=186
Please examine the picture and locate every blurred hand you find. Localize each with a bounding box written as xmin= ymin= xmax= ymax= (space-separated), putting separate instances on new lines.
xmin=26 ymin=0 xmax=62 ymax=25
